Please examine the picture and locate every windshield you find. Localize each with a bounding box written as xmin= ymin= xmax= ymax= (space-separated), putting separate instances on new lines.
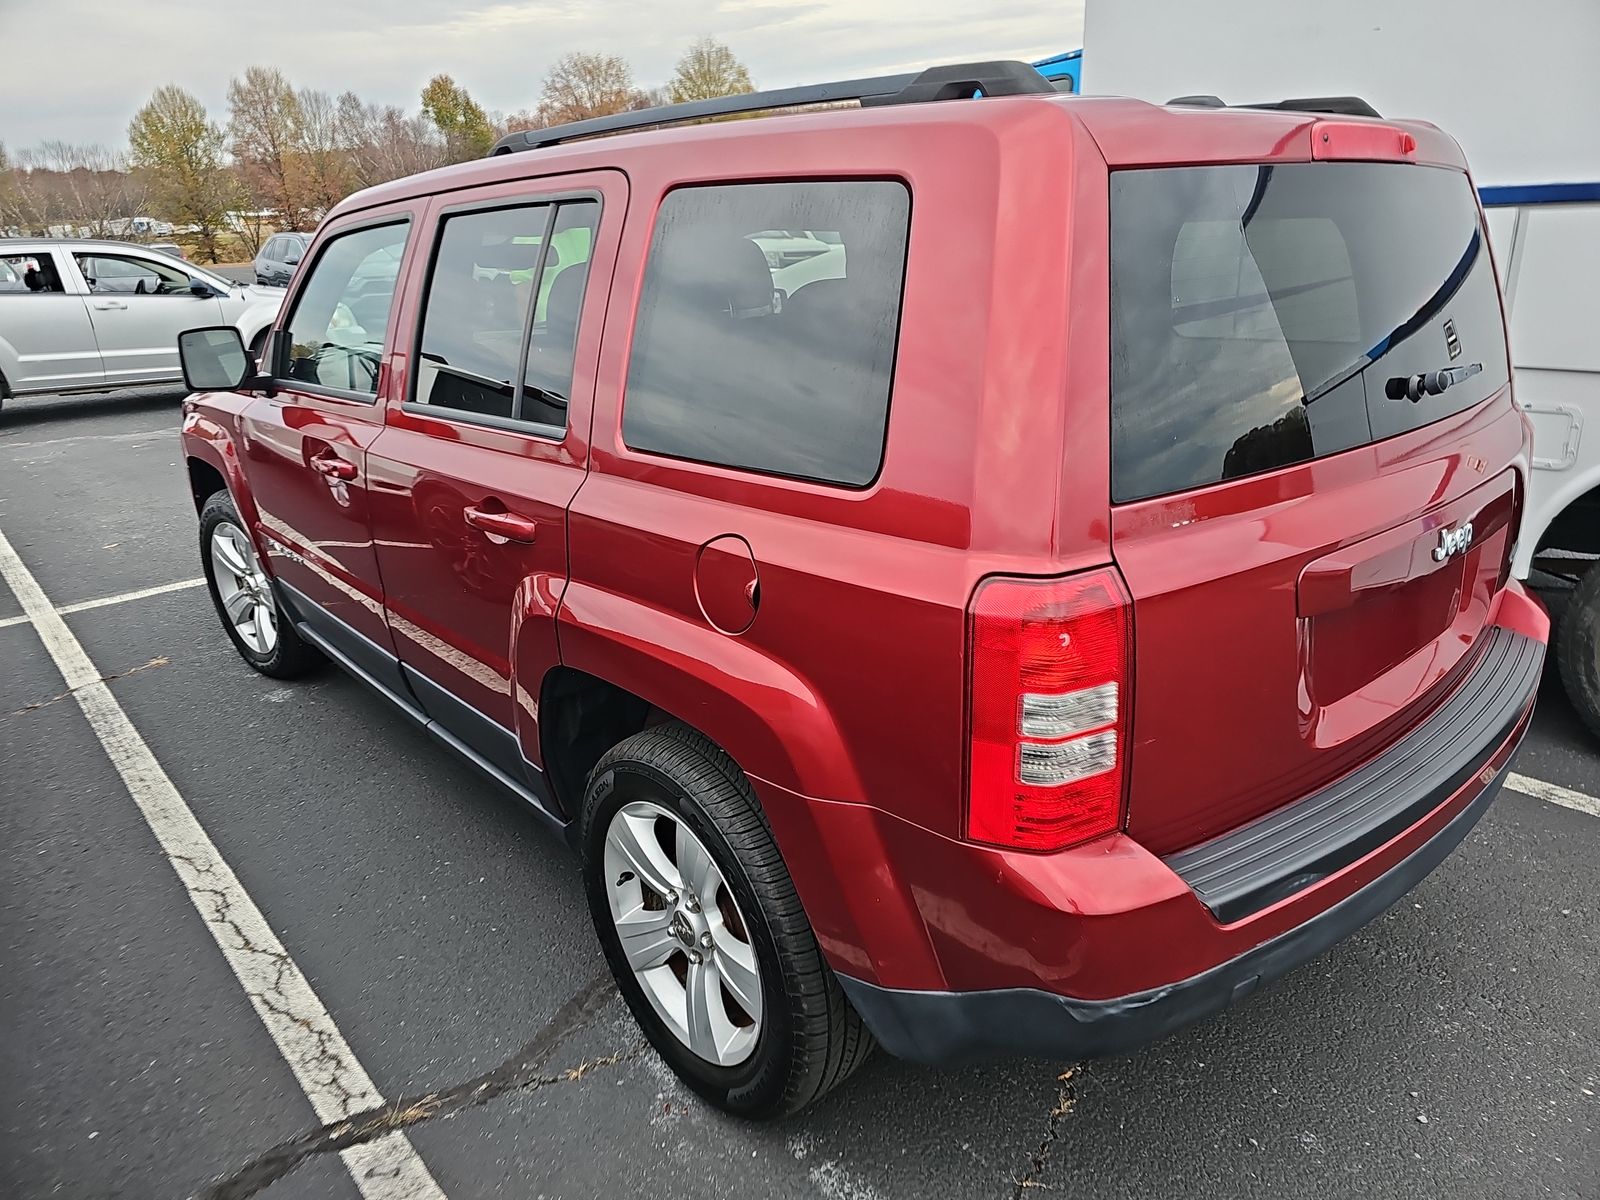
xmin=1109 ymin=162 xmax=1509 ymax=502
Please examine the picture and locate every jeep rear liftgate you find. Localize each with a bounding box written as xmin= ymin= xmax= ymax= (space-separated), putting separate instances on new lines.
xmin=1105 ymin=160 xmax=1520 ymax=855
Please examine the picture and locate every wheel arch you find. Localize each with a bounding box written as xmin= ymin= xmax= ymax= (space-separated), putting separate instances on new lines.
xmin=547 ymin=599 xmax=866 ymax=811
xmin=182 ymin=417 xmax=264 ymax=552
xmin=0 ymin=333 xmax=20 ymax=395
xmin=1529 ymin=473 xmax=1600 ymax=562
xmin=536 ymin=659 xmax=883 ymax=986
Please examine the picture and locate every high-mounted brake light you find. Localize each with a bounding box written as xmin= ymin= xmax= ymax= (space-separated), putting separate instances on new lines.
xmin=1311 ymin=119 xmax=1417 ymax=161
xmin=966 ymin=569 xmax=1132 ymax=852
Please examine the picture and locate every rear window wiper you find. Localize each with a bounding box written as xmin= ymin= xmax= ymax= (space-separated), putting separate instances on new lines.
xmin=1301 ymin=357 xmax=1371 ymax=407
xmin=1385 ymin=361 xmax=1483 ymax=402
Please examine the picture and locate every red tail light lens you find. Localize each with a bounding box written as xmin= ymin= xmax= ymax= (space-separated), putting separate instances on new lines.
xmin=966 ymin=568 xmax=1132 ymax=852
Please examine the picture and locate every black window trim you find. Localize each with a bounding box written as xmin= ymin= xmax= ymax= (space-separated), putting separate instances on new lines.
xmin=270 ymin=211 xmax=414 ymax=406
xmin=401 ymin=185 xmax=604 ymax=440
xmin=618 ymin=175 xmax=913 ymax=492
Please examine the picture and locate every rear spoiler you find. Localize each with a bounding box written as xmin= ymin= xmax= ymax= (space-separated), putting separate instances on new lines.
xmin=1168 ymin=95 xmax=1382 ymax=118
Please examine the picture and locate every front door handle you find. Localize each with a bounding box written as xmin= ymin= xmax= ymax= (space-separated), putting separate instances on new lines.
xmin=310 ymin=454 xmax=358 ymax=481
xmin=463 ymin=504 xmax=538 ymax=543
xmin=90 ymin=299 xmax=127 ymax=311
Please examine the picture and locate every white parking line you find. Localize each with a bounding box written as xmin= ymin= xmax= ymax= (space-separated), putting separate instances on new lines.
xmin=0 ymin=527 xmax=447 ymax=1200
xmin=0 ymin=577 xmax=203 ymax=629
xmin=1506 ymin=772 xmax=1600 ymax=818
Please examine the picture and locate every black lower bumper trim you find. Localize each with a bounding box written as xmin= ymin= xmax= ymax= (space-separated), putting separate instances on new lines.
xmin=837 ymin=718 xmax=1527 ymax=1066
xmin=1165 ymin=628 xmax=1544 ymax=923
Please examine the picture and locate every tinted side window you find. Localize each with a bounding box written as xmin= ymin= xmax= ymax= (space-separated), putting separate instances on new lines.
xmin=279 ymin=222 xmax=408 ymax=396
xmin=262 ymin=238 xmax=281 ymax=259
xmin=622 ymin=181 xmax=910 ymax=487
xmin=414 ymin=204 xmax=550 ymax=421
xmin=521 ymin=200 xmax=599 ymax=427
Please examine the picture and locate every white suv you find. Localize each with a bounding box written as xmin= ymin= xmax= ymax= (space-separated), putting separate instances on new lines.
xmin=0 ymin=239 xmax=283 ymax=413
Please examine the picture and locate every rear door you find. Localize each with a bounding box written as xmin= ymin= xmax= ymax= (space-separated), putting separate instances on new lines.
xmin=365 ymin=173 xmax=620 ymax=791
xmin=1107 ymin=159 xmax=1520 ymax=854
xmin=0 ymin=248 xmax=104 ymax=393
xmin=71 ymin=249 xmax=224 ymax=385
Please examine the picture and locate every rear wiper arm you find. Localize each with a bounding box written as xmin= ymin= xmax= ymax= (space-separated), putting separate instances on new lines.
xmin=1300 ymin=356 xmax=1371 ymax=407
xmin=1384 ymin=361 xmax=1483 ymax=402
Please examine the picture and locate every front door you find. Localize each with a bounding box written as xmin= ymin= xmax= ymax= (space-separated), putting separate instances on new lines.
xmin=0 ymin=249 xmax=104 ymax=393
xmin=238 ymin=212 xmax=416 ymax=689
xmin=70 ymin=250 xmax=224 ymax=385
xmin=366 ymin=174 xmax=621 ymax=792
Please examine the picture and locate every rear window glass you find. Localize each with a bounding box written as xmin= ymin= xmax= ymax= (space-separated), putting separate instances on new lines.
xmin=1110 ymin=162 xmax=1509 ymax=502
xmin=622 ymin=180 xmax=910 ymax=487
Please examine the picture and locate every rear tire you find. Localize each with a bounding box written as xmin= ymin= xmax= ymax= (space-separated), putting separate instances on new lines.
xmin=581 ymin=722 xmax=872 ymax=1118
xmin=1556 ymin=562 xmax=1600 ymax=743
xmin=198 ymin=490 xmax=321 ymax=679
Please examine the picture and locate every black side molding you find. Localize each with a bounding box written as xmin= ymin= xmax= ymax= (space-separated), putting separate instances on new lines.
xmin=1165 ymin=628 xmax=1544 ymax=924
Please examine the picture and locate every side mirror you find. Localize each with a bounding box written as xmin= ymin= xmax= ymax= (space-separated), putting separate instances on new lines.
xmin=284 ymin=253 xmax=301 ymax=265
xmin=189 ymin=278 xmax=222 ymax=298
xmin=179 ymin=326 xmax=253 ymax=391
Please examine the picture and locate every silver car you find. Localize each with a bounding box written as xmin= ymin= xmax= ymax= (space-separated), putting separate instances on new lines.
xmin=0 ymin=239 xmax=284 ymax=412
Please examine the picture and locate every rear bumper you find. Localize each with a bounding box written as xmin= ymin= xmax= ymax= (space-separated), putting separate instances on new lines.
xmin=826 ymin=608 xmax=1544 ymax=1066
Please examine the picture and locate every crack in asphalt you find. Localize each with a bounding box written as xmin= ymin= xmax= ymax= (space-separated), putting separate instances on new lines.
xmin=167 ymin=849 xmax=379 ymax=1116
xmin=190 ymin=972 xmax=624 ymax=1200
xmin=10 ymin=655 xmax=169 ymax=715
xmin=1013 ymin=1066 xmax=1080 ymax=1195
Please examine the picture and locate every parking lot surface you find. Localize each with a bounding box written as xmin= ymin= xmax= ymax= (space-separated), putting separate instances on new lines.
xmin=2 ymin=388 xmax=1595 ymax=1200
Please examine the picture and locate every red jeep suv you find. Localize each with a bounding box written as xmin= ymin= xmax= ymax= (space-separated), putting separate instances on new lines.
xmin=176 ymin=62 xmax=1547 ymax=1117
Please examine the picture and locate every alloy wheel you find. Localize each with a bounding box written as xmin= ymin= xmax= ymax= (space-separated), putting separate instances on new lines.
xmin=602 ymin=799 xmax=763 ymax=1066
xmin=210 ymin=521 xmax=278 ymax=656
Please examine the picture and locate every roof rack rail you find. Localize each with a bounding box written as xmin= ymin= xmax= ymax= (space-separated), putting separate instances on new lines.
xmin=1167 ymin=94 xmax=1383 ymax=118
xmin=489 ymin=59 xmax=1055 ymax=156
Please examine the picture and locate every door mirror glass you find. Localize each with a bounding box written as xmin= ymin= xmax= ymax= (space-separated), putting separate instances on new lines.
xmin=179 ymin=326 xmax=251 ymax=391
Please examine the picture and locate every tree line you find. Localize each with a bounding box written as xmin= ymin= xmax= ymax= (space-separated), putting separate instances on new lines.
xmin=0 ymin=38 xmax=754 ymax=263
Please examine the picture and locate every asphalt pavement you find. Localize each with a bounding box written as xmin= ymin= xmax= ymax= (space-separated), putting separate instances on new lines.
xmin=1 ymin=387 xmax=1595 ymax=1200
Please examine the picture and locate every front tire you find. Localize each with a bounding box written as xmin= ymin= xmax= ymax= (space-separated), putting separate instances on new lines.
xmin=198 ymin=490 xmax=321 ymax=679
xmin=1556 ymin=562 xmax=1600 ymax=743
xmin=581 ymin=723 xmax=872 ymax=1118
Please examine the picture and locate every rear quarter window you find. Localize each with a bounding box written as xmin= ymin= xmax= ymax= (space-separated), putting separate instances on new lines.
xmin=621 ymin=180 xmax=910 ymax=487
xmin=1110 ymin=162 xmax=1509 ymax=503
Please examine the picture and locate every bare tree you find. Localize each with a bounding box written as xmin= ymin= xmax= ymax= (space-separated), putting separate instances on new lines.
xmin=336 ymin=92 xmax=447 ymax=187
xmin=227 ymin=66 xmax=305 ymax=229
xmin=538 ymin=52 xmax=638 ymax=125
xmin=30 ymin=142 xmax=143 ymax=238
xmin=294 ymin=88 xmax=352 ymax=218
xmin=669 ymin=37 xmax=755 ymax=103
xmin=500 ymin=108 xmax=543 ymax=137
xmin=0 ymin=142 xmax=145 ymax=238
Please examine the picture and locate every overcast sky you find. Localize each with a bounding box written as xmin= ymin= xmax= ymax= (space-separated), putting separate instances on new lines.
xmin=0 ymin=0 xmax=1083 ymax=151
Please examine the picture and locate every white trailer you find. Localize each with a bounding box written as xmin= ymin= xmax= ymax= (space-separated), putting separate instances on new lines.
xmin=1082 ymin=0 xmax=1600 ymax=739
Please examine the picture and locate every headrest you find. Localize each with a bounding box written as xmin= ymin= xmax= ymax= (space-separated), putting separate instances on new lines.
xmin=655 ymin=230 xmax=774 ymax=318
xmin=545 ymin=265 xmax=589 ymax=337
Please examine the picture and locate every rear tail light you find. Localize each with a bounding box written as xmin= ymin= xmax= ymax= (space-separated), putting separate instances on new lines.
xmin=966 ymin=568 xmax=1132 ymax=852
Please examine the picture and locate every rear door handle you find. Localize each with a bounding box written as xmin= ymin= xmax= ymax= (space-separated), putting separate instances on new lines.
xmin=463 ymin=504 xmax=538 ymax=543
xmin=90 ymin=299 xmax=127 ymax=311
xmin=310 ymin=454 xmax=358 ymax=481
